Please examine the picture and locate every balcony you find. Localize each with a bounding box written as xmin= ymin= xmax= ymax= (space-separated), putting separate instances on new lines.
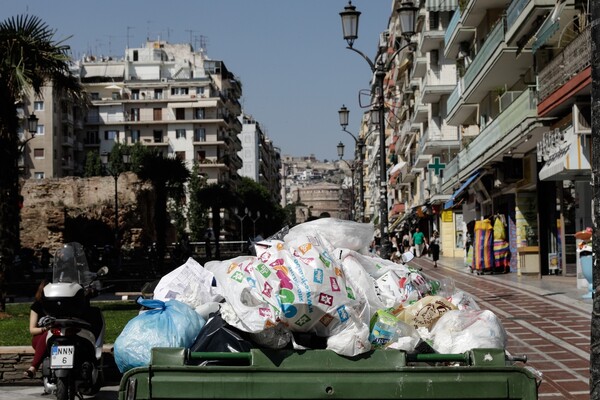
xmin=419 ymin=120 xmax=461 ymax=156
xmin=444 ymin=7 xmax=476 ymax=59
xmin=421 ymin=66 xmax=456 ymax=104
xmin=537 ymin=25 xmax=591 ymax=104
xmin=505 ymin=0 xmax=564 ymax=46
xmin=62 ymin=136 xmax=74 ymax=147
xmin=461 ymin=0 xmax=508 ymax=28
xmin=447 ymin=17 xmax=533 ymax=124
xmin=411 ymin=53 xmax=427 ymax=79
xmin=442 ymin=87 xmax=538 ymax=189
xmin=419 ymin=29 xmax=445 ymax=53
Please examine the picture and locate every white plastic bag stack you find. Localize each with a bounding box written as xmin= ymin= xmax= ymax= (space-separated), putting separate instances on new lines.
xmin=205 ymin=232 xmax=370 ymax=355
xmin=430 ymin=309 xmax=507 ymax=354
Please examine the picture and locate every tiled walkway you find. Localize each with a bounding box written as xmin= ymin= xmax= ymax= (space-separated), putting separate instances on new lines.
xmin=412 ymin=254 xmax=591 ymax=399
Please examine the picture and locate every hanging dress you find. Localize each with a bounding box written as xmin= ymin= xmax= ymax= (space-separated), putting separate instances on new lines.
xmin=493 ymin=215 xmax=510 ymax=273
xmin=474 ymin=219 xmax=494 ymax=273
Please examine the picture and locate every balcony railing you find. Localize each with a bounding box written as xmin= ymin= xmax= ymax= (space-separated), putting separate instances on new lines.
xmin=443 ymin=87 xmax=537 ymax=185
xmin=463 ymin=18 xmax=505 ymax=91
xmin=538 ymin=25 xmax=591 ymax=102
xmin=445 ymin=6 xmax=462 ymax=46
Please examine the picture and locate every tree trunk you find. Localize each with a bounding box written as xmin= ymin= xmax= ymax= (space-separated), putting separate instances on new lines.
xmin=154 ymin=186 xmax=168 ymax=273
xmin=591 ymin=2 xmax=599 ymax=397
xmin=212 ymin=206 xmax=221 ymax=259
xmin=0 ymin=97 xmax=21 ymax=312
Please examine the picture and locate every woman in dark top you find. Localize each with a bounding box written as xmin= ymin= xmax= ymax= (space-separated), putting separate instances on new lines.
xmin=25 ymin=280 xmax=49 ymax=378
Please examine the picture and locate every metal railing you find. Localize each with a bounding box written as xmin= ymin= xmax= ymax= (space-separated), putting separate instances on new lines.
xmin=537 ymin=25 xmax=591 ymax=102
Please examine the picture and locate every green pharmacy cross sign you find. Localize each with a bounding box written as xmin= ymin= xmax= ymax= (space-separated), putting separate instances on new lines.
xmin=428 ymin=157 xmax=446 ymax=176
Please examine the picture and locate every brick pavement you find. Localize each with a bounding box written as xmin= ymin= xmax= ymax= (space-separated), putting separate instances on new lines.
xmin=412 ymin=254 xmax=592 ymax=399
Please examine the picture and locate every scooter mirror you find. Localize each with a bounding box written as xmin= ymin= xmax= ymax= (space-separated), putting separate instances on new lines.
xmin=97 ymin=266 xmax=109 ymax=277
xmin=401 ymin=251 xmax=415 ymax=264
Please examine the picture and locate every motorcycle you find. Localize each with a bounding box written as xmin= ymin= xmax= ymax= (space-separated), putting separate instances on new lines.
xmin=39 ymin=242 xmax=108 ymax=400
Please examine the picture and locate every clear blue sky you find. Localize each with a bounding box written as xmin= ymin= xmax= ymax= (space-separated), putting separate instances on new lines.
xmin=5 ymin=1 xmax=392 ymax=161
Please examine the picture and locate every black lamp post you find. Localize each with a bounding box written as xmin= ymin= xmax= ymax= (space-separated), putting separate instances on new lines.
xmin=340 ymin=0 xmax=417 ymax=258
xmin=337 ymin=141 xmax=357 ymax=221
xmin=338 ymin=104 xmax=377 ymax=222
xmin=100 ymin=151 xmax=131 ymax=258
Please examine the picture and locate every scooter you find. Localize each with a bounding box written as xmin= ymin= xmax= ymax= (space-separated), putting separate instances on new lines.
xmin=39 ymin=242 xmax=108 ymax=400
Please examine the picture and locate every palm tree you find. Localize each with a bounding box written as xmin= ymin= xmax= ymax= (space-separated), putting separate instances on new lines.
xmin=0 ymin=15 xmax=83 ymax=310
xmin=137 ymin=152 xmax=190 ymax=272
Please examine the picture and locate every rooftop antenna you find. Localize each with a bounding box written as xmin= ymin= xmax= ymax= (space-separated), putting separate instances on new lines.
xmin=164 ymin=27 xmax=173 ymax=42
xmin=146 ymin=20 xmax=154 ymax=41
xmin=126 ymin=26 xmax=135 ymax=49
xmin=185 ymin=29 xmax=198 ymax=48
xmin=197 ymin=34 xmax=209 ymax=53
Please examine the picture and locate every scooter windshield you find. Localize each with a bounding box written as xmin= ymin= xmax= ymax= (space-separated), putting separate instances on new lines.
xmin=52 ymin=242 xmax=92 ymax=285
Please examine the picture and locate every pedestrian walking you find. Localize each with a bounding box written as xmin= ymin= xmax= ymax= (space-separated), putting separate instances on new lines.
xmin=412 ymin=227 xmax=426 ymax=257
xmin=429 ymin=230 xmax=440 ymax=267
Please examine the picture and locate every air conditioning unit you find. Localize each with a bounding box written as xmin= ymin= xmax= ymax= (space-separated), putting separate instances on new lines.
xmin=160 ymin=77 xmax=168 ymax=83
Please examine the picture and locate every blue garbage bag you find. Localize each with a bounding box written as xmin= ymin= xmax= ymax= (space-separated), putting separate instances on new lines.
xmin=114 ymin=298 xmax=205 ymax=372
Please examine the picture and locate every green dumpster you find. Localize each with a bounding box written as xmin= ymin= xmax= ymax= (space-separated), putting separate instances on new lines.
xmin=118 ymin=348 xmax=539 ymax=400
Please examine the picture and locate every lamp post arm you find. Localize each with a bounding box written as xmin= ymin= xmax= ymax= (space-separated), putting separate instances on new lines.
xmin=342 ymin=127 xmax=359 ymax=143
xmin=345 ymin=46 xmax=376 ymax=72
xmin=382 ymin=41 xmax=415 ymax=72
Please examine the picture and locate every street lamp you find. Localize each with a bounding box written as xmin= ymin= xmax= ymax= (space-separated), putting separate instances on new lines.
xmin=338 ymin=105 xmax=376 ymax=222
xmin=250 ymin=211 xmax=261 ymax=238
xmin=100 ymin=151 xmax=131 ymax=258
xmin=234 ymin=207 xmax=249 ymax=251
xmin=339 ymin=1 xmax=417 ymax=259
xmin=336 ymin=141 xmax=357 ymax=221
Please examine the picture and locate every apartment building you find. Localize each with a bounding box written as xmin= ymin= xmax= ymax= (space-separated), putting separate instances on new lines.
xmin=78 ymin=41 xmax=243 ymax=186
xmin=238 ymin=114 xmax=282 ymax=206
xmin=18 ymin=84 xmax=86 ymax=179
xmin=368 ymin=0 xmax=591 ymax=277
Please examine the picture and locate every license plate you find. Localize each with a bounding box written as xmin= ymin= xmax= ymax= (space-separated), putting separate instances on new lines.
xmin=51 ymin=345 xmax=74 ymax=369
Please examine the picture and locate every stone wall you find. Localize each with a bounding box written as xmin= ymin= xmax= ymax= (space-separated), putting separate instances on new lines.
xmin=19 ymin=173 xmax=156 ymax=253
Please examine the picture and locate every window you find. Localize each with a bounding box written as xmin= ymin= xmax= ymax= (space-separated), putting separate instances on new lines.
xmin=154 ymin=89 xmax=163 ymax=99
xmin=194 ymin=128 xmax=206 ymax=142
xmin=34 ymin=101 xmax=44 ymax=111
xmin=105 ymin=130 xmax=118 ymax=140
xmin=176 ymin=129 xmax=186 ymax=139
xmin=197 ymin=150 xmax=206 ymax=162
xmin=85 ymin=131 xmax=98 ymax=144
xmin=130 ymin=108 xmax=140 ymax=121
xmin=196 ymin=87 xmax=205 ymax=97
xmin=131 ymin=90 xmax=140 ymax=100
xmin=90 ymin=93 xmax=100 ymax=100
xmin=153 ymin=130 xmax=163 ymax=143
xmin=175 ymin=151 xmax=185 ymax=160
xmin=194 ymin=108 xmax=205 ymax=119
xmin=34 ymin=172 xmax=45 ymax=179
xmin=175 ymin=108 xmax=185 ymax=120
xmin=171 ymin=87 xmax=189 ymax=96
xmin=133 ymin=50 xmax=138 ymax=61
xmin=36 ymin=124 xmax=45 ymax=135
xmin=130 ymin=130 xmax=140 ymax=143
xmin=34 ymin=148 xmax=44 ymax=159
xmin=153 ymin=108 xmax=162 ymax=121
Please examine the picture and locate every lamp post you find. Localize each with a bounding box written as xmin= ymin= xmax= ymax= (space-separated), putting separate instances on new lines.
xmin=234 ymin=207 xmax=249 ymax=251
xmin=100 ymin=151 xmax=131 ymax=260
xmin=336 ymin=141 xmax=357 ymax=221
xmin=340 ymin=0 xmax=417 ymax=258
xmin=18 ymin=113 xmax=39 ymax=172
xmin=339 ymin=105 xmax=376 ymax=222
xmin=250 ymin=211 xmax=261 ymax=238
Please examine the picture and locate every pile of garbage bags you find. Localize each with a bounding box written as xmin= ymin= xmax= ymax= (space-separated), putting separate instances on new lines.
xmin=114 ymin=218 xmax=507 ymax=373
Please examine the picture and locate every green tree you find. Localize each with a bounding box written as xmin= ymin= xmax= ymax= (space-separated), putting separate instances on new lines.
xmin=0 ymin=15 xmax=84 ymax=310
xmin=137 ymin=152 xmax=190 ymax=270
xmin=236 ymin=177 xmax=286 ymax=238
xmin=83 ymin=151 xmax=103 ymax=177
xmin=187 ymin=164 xmax=209 ymax=242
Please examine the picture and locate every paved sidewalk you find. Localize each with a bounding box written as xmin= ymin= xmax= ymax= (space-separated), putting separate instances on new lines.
xmin=434 ymin=254 xmax=593 ymax=313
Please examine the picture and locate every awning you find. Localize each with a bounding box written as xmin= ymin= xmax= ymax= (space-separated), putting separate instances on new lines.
xmin=444 ymin=170 xmax=481 ymax=210
xmin=539 ymin=132 xmax=591 ymax=181
xmin=425 ymin=0 xmax=458 ymax=11
xmin=81 ymin=64 xmax=125 ymax=78
xmin=389 ymin=161 xmax=407 ymax=176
